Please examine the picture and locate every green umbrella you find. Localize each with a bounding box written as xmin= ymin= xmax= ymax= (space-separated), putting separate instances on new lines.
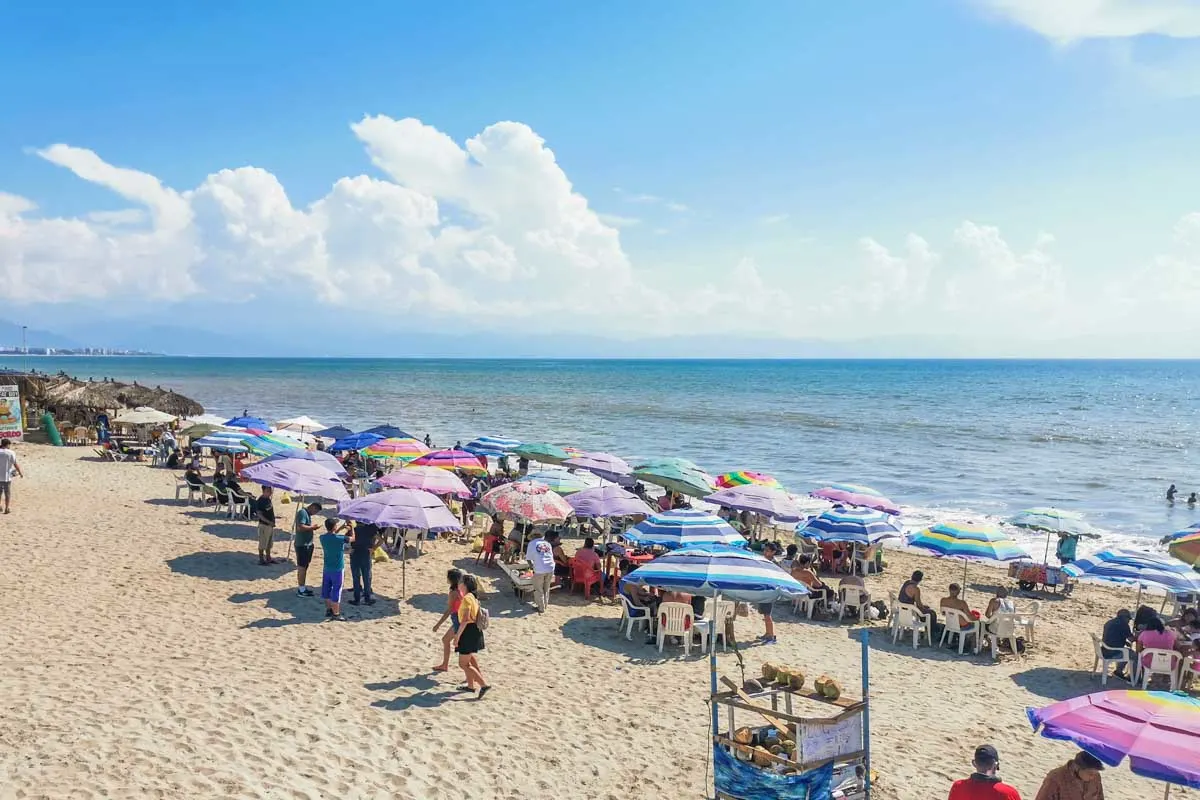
xmin=512 ymin=442 xmax=570 ymax=465
xmin=634 ymin=456 xmax=706 ymax=473
xmin=633 ymin=463 xmax=716 ymax=499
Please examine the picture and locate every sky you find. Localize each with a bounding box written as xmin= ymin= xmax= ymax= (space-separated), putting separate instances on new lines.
xmin=4 ymin=0 xmax=1200 ymax=356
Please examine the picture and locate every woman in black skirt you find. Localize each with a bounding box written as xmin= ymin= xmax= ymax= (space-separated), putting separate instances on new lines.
xmin=454 ymin=575 xmax=491 ymax=698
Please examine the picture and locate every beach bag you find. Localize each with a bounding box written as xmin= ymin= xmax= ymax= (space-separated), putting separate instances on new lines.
xmin=372 ymin=546 xmax=389 ymax=563
xmin=477 ymin=605 xmax=490 ymax=631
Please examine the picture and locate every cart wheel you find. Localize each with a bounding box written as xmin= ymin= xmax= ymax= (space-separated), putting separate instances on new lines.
xmin=1018 ymin=580 xmax=1035 ymax=592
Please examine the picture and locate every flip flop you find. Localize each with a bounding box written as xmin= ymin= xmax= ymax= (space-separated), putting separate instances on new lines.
xmin=432 ymin=665 xmax=449 ymax=672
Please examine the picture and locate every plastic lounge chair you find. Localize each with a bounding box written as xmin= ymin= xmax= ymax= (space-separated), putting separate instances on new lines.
xmin=1138 ymin=647 xmax=1182 ymax=691
xmin=983 ymin=612 xmax=1022 ymax=660
xmin=1090 ymin=633 xmax=1132 ymax=686
xmin=939 ymin=608 xmax=981 ymax=654
xmin=839 ymin=587 xmax=869 ymax=624
xmin=618 ymin=594 xmax=654 ymax=640
xmin=892 ymin=603 xmax=931 ymax=649
xmin=657 ymin=602 xmax=695 ymax=655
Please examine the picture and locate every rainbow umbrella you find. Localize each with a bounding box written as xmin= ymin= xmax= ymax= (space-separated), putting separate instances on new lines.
xmin=716 ymin=471 xmax=783 ymax=490
xmin=362 ymin=437 xmax=429 ymax=462
xmin=1028 ymin=691 xmax=1200 ymax=794
xmin=907 ymin=522 xmax=1030 ymax=596
xmin=244 ymin=433 xmax=305 ymax=458
xmin=480 ymin=481 xmax=573 ymax=523
xmin=811 ymin=483 xmax=900 ymax=516
xmin=1168 ymin=532 xmax=1200 ymax=567
xmin=408 ymin=449 xmax=489 ymax=475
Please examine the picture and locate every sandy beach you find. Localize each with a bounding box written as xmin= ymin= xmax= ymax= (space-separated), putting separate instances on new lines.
xmin=1 ymin=443 xmax=1196 ymax=800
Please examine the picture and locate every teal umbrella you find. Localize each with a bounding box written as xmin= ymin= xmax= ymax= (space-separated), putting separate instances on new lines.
xmin=633 ymin=462 xmax=716 ymax=499
xmin=512 ymin=442 xmax=570 ymax=465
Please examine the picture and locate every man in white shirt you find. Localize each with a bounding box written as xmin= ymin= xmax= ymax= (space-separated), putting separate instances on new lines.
xmin=524 ymin=529 xmax=556 ymax=613
xmin=0 ymin=439 xmax=23 ymax=514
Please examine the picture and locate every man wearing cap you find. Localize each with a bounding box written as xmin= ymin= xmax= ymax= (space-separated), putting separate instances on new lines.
xmin=948 ymin=745 xmax=1022 ymax=800
xmin=1035 ymin=751 xmax=1105 ymax=800
xmin=1100 ymin=608 xmax=1134 ymax=682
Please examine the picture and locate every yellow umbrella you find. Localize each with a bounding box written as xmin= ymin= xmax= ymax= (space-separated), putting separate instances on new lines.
xmin=1168 ymin=532 xmax=1200 ymax=567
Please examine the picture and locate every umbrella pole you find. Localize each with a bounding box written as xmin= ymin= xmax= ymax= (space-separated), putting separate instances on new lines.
xmin=402 ymin=532 xmax=408 ymax=600
xmin=709 ymin=591 xmax=720 ymax=793
xmin=1042 ymin=529 xmax=1052 ymax=565
xmin=962 ymin=559 xmax=969 ymax=600
xmin=860 ymin=627 xmax=872 ymax=799
xmin=1136 ymin=583 xmax=1143 ymax=610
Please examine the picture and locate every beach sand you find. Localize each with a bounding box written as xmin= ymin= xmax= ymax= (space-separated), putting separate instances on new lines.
xmin=1 ymin=444 xmax=1196 ymax=800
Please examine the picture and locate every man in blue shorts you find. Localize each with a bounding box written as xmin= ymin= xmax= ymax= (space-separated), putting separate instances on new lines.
xmin=319 ymin=519 xmax=348 ymax=621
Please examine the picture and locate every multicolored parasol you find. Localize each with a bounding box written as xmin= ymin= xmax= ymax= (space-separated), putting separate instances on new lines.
xmin=810 ymin=483 xmax=900 ymax=515
xmin=1027 ymin=691 xmax=1200 ymax=793
xmin=361 ymin=437 xmax=430 ymax=462
xmin=715 ymin=471 xmax=783 ymax=490
xmin=408 ymin=449 xmax=489 ymax=475
xmin=480 ymin=481 xmax=574 ymax=523
xmin=907 ymin=522 xmax=1031 ymax=595
xmin=243 ymin=433 xmax=306 ymax=458
xmin=1168 ymin=532 xmax=1200 ymax=567
xmin=619 ymin=543 xmax=806 ymax=604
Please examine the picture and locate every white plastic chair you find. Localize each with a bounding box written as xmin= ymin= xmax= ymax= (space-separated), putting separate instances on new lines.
xmin=656 ymin=602 xmax=695 ymax=655
xmin=1016 ymin=601 xmax=1041 ymax=643
xmin=1090 ymin=633 xmax=1132 ymax=686
xmin=174 ymin=477 xmax=191 ymax=503
xmin=892 ymin=604 xmax=931 ymax=649
xmin=793 ymin=594 xmax=817 ymax=619
xmin=940 ymin=608 xmax=982 ymax=654
xmin=1162 ymin=591 xmax=1198 ymax=619
xmin=984 ymin=613 xmax=1022 ymax=660
xmin=697 ymin=600 xmax=736 ymax=652
xmin=1138 ymin=648 xmax=1182 ymax=691
xmin=854 ymin=546 xmax=880 ymax=576
xmin=618 ymin=594 xmax=653 ymax=640
xmin=839 ymin=587 xmax=869 ymax=623
xmin=887 ymin=591 xmax=899 ymax=636
xmin=1183 ymin=655 xmax=1199 ymax=690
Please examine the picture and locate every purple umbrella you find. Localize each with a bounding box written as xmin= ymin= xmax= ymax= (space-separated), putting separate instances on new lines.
xmin=705 ymin=485 xmax=805 ymax=523
xmin=242 ymin=457 xmax=349 ymax=501
xmin=810 ymin=483 xmax=900 ymax=516
xmin=262 ymin=449 xmax=348 ymax=478
xmin=566 ymin=485 xmax=654 ymax=519
xmin=336 ymin=488 xmax=462 ymax=532
xmin=563 ymin=452 xmax=633 ymax=483
xmin=376 ymin=466 xmax=470 ymax=498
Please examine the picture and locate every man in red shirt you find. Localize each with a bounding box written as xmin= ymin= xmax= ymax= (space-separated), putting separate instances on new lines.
xmin=948 ymin=745 xmax=1022 ymax=800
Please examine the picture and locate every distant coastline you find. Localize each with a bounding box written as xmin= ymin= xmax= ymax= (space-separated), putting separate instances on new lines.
xmin=0 ymin=349 xmax=162 ymax=357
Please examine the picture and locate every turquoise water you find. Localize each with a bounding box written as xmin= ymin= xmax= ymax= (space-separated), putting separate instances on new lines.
xmin=7 ymin=356 xmax=1199 ymax=545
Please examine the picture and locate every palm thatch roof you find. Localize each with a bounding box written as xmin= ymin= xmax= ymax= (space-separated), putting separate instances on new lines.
xmin=0 ymin=372 xmax=203 ymax=416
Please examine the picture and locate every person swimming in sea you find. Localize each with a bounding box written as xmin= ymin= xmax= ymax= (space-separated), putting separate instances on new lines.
xmin=1167 ymin=484 xmax=1178 ymax=503
xmin=1189 ymin=492 xmax=1197 ymax=507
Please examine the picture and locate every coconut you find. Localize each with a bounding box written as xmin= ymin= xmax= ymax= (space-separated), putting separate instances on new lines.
xmin=752 ymin=746 xmax=774 ymax=767
xmin=788 ymin=670 xmax=806 ymax=691
xmin=821 ymin=678 xmax=842 ymax=700
xmin=734 ymin=744 xmax=754 ymax=761
xmin=813 ymin=676 xmax=829 ymax=695
xmin=733 ymin=727 xmax=754 ymax=746
xmin=761 ymin=662 xmax=779 ymax=682
xmin=769 ymin=744 xmax=784 ymax=756
xmin=774 ymin=666 xmax=793 ymax=685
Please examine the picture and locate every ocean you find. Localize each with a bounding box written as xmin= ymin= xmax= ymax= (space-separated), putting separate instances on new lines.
xmin=6 ymin=356 xmax=1198 ymax=552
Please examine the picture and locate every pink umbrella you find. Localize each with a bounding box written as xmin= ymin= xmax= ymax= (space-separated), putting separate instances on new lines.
xmin=377 ymin=466 xmax=470 ymax=498
xmin=562 ymin=452 xmax=633 ymax=483
xmin=336 ymin=488 xmax=462 ymax=532
xmin=810 ymin=482 xmax=900 ymax=516
xmin=1027 ymin=691 xmax=1200 ymax=795
xmin=480 ymin=481 xmax=573 ymax=523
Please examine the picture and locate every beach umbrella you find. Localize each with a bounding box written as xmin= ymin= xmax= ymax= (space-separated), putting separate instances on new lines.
xmin=377 ymin=466 xmax=470 ymax=498
xmin=244 ymin=433 xmax=305 ymax=458
xmin=224 ymin=416 xmax=270 ymax=430
xmin=272 ymin=428 xmax=320 ymax=447
xmin=1162 ymin=523 xmax=1200 ymax=545
xmin=409 ymin=449 xmax=489 ymax=475
xmin=480 ymin=481 xmax=574 ymax=523
xmin=313 ymin=425 xmax=354 ymax=440
xmin=566 ymin=485 xmax=654 ymax=520
xmin=512 ymin=442 xmax=570 ymax=465
xmin=624 ymin=509 xmax=747 ymax=550
xmin=704 ymin=485 xmax=805 ymax=523
xmin=183 ymin=414 xmax=229 ymax=427
xmin=1009 ymin=507 xmax=1098 ymax=562
xmin=361 ymin=437 xmax=429 ymax=462
xmin=242 ymin=457 xmax=349 ymax=501
xmin=115 ymin=406 xmax=176 ymax=425
xmin=1028 ymin=691 xmax=1200 ymax=795
xmin=517 ymin=469 xmax=602 ymax=495
xmin=715 ymin=471 xmax=783 ymax=490
xmin=275 ymin=415 xmax=325 ymax=433
xmin=193 ymin=430 xmax=255 ymax=453
xmin=810 ymin=483 xmax=900 ymax=516
xmin=796 ymin=507 xmax=904 ymax=546
xmin=1063 ymin=549 xmax=1200 ymax=606
xmin=463 ymin=435 xmax=522 ymax=458
xmin=328 ymin=431 xmax=384 ymax=453
xmin=179 ymin=423 xmax=225 ymax=439
xmin=907 ymin=522 xmax=1031 ymax=597
xmin=362 ymin=424 xmax=416 ymax=440
xmin=336 ymin=488 xmax=462 ymax=533
xmin=261 ymin=449 xmax=348 ymax=478
xmin=633 ymin=462 xmax=716 ymax=499
xmin=1167 ymin=532 xmax=1200 ymax=567
xmin=562 ymin=452 xmax=634 ymax=483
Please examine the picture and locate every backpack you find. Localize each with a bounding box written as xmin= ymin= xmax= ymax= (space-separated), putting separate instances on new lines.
xmin=476 ymin=605 xmax=490 ymax=631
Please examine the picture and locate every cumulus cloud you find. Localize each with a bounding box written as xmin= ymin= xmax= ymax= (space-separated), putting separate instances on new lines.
xmin=976 ymin=0 xmax=1200 ymax=41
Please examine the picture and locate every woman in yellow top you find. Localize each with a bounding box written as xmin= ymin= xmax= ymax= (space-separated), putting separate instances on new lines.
xmin=454 ymin=575 xmax=491 ymax=698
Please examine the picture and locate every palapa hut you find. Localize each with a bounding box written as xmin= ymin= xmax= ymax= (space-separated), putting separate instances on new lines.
xmin=0 ymin=371 xmax=203 ymax=431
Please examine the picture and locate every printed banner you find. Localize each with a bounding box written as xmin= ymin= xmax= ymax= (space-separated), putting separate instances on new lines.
xmin=0 ymin=384 xmax=23 ymax=440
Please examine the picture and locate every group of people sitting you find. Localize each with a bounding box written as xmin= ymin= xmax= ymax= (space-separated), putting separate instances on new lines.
xmin=183 ymin=456 xmax=253 ymax=513
xmin=1100 ymin=603 xmax=1200 ymax=683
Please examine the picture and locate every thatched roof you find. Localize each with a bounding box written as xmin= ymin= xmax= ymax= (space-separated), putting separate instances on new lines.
xmin=146 ymin=388 xmax=202 ymax=417
xmin=0 ymin=372 xmax=203 ymax=416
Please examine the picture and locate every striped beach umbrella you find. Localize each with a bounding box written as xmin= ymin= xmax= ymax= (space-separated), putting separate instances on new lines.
xmin=796 ymin=507 xmax=903 ymax=546
xmin=1168 ymin=532 xmax=1200 ymax=567
xmin=715 ymin=471 xmax=783 ymax=490
xmin=361 ymin=437 xmax=429 ymax=462
xmin=811 ymin=483 xmax=900 ymax=516
xmin=907 ymin=522 xmax=1030 ymax=597
xmin=1064 ymin=549 xmax=1200 ymax=595
xmin=623 ymin=509 xmax=747 ymax=550
xmin=480 ymin=481 xmax=573 ymax=523
xmin=463 ymin=435 xmax=521 ymax=458
xmin=409 ymin=449 xmax=489 ymax=475
xmin=1162 ymin=523 xmax=1200 ymax=545
xmin=244 ymin=433 xmax=306 ymax=458
xmin=619 ymin=543 xmax=807 ymax=604
xmin=193 ymin=430 xmax=255 ymax=453
xmin=517 ymin=469 xmax=602 ymax=495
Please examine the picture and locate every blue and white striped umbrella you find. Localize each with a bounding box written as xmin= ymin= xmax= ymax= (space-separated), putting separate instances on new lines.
xmin=1063 ymin=549 xmax=1200 ymax=593
xmin=462 ymin=435 xmax=522 ymax=458
xmin=619 ymin=543 xmax=808 ymax=604
xmin=193 ymin=430 xmax=254 ymax=453
xmin=796 ymin=506 xmax=903 ymax=545
xmin=623 ymin=508 xmax=747 ymax=550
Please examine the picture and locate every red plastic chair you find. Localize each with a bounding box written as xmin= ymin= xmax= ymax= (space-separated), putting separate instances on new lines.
xmin=570 ymin=560 xmax=602 ymax=600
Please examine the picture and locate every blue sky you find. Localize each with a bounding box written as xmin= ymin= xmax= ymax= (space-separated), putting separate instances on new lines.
xmin=4 ymin=1 xmax=1200 ymax=356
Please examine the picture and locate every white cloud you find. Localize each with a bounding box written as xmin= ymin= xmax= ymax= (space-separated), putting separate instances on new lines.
xmin=760 ymin=213 xmax=789 ymax=225
xmin=976 ymin=0 xmax=1200 ymax=41
xmin=0 ymin=192 xmax=36 ymax=216
xmin=665 ymin=202 xmax=690 ymax=213
xmin=597 ymin=213 xmax=641 ymax=228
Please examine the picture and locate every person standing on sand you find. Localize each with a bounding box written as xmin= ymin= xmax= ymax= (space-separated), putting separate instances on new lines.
xmin=348 ymin=521 xmax=378 ymax=606
xmin=758 ymin=541 xmax=780 ymax=643
xmin=319 ymin=518 xmax=348 ymax=621
xmin=254 ymin=486 xmax=277 ymax=565
xmin=432 ymin=568 xmax=463 ymax=672
xmin=1034 ymin=751 xmax=1105 ymax=800
xmin=525 ymin=529 xmax=555 ymax=613
xmin=453 ymin=574 xmax=490 ymax=698
xmin=0 ymin=440 xmax=22 ymax=514
xmin=948 ymin=745 xmax=1022 ymax=800
xmin=294 ymin=502 xmax=321 ymax=596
